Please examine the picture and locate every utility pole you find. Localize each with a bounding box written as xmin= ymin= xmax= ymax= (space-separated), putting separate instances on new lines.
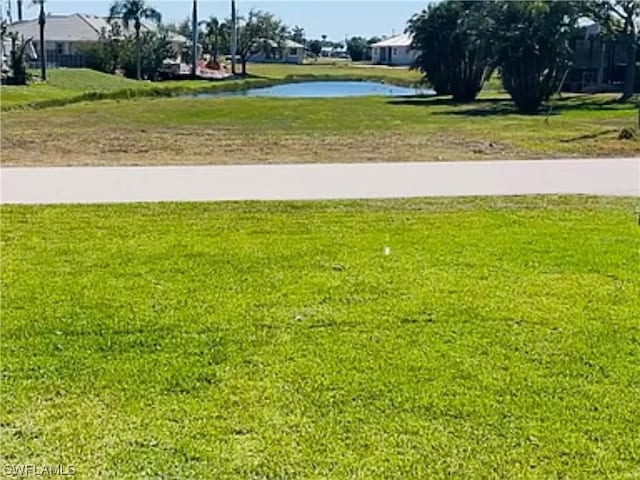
xmin=17 ymin=0 xmax=22 ymax=21
xmin=191 ymin=0 xmax=198 ymax=79
xmin=37 ymin=0 xmax=46 ymax=81
xmin=230 ymin=0 xmax=237 ymax=75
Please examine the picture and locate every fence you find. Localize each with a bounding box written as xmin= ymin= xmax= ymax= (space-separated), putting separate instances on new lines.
xmin=27 ymin=52 xmax=87 ymax=69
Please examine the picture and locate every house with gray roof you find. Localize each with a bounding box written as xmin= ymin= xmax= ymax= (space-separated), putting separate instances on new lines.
xmin=8 ymin=13 xmax=187 ymax=67
xmin=371 ymin=33 xmax=416 ymax=66
xmin=248 ymin=39 xmax=305 ymax=64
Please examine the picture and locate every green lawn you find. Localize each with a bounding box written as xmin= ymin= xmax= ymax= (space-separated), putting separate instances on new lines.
xmin=0 ymin=65 xmax=420 ymax=110
xmin=0 ymin=69 xmax=143 ymax=108
xmin=2 ymin=93 xmax=637 ymax=166
xmin=1 ymin=196 xmax=639 ymax=479
xmin=247 ymin=62 xmax=420 ymax=83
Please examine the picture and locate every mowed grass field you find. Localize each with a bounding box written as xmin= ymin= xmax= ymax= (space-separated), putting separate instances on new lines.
xmin=1 ymin=92 xmax=638 ymax=166
xmin=0 ymin=69 xmax=143 ymax=107
xmin=1 ymin=196 xmax=640 ymax=479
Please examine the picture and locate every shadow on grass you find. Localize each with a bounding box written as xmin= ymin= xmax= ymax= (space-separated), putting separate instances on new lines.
xmin=388 ymin=95 xmax=524 ymax=117
xmin=388 ymin=94 xmax=634 ymax=117
xmin=387 ymin=96 xmax=506 ymax=108
xmin=560 ymin=129 xmax=619 ymax=143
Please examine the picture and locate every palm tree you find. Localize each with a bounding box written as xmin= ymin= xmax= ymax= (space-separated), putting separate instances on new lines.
xmin=108 ymin=0 xmax=161 ymax=80
xmin=200 ymin=16 xmax=225 ymax=63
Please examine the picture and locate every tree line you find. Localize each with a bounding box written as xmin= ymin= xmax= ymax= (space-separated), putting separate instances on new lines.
xmin=79 ymin=0 xmax=382 ymax=79
xmin=70 ymin=0 xmax=300 ymax=78
xmin=408 ymin=0 xmax=639 ymax=113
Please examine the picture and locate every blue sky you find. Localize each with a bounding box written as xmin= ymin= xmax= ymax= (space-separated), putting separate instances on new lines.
xmin=7 ymin=1 xmax=428 ymax=40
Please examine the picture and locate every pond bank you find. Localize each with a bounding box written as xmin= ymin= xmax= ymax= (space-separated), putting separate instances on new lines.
xmin=1 ymin=74 xmax=421 ymax=111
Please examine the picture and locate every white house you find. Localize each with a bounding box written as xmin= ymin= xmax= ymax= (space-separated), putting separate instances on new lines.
xmin=371 ymin=33 xmax=417 ymax=66
xmin=249 ymin=39 xmax=305 ymax=64
xmin=8 ymin=13 xmax=186 ymax=67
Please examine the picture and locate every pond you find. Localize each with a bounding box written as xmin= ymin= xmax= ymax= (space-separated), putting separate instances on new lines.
xmin=189 ymin=81 xmax=432 ymax=99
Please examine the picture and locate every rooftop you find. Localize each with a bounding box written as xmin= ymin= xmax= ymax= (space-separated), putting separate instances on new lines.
xmin=371 ymin=33 xmax=413 ymax=48
xmin=8 ymin=13 xmax=187 ymax=44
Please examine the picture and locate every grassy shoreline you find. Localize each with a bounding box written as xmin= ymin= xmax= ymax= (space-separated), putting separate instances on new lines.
xmin=1 ymin=75 xmax=420 ymax=111
xmin=0 ymin=65 xmax=421 ymax=111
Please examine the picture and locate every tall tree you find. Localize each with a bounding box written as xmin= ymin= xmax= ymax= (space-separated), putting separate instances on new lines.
xmin=233 ymin=9 xmax=287 ymax=75
xmin=108 ymin=0 xmax=161 ymax=80
xmin=583 ymin=0 xmax=639 ymax=100
xmin=307 ymin=39 xmax=322 ymax=58
xmin=408 ymin=0 xmax=493 ymax=101
xmin=491 ymin=0 xmax=582 ymax=113
xmin=346 ymin=36 xmax=367 ymax=61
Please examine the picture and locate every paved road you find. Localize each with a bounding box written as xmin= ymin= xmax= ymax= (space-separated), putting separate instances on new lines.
xmin=1 ymin=158 xmax=639 ymax=205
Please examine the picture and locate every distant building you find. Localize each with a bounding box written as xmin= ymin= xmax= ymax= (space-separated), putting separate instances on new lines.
xmin=566 ymin=22 xmax=640 ymax=93
xmin=317 ymin=46 xmax=349 ymax=59
xmin=371 ymin=34 xmax=416 ymax=66
xmin=320 ymin=46 xmax=333 ymax=58
xmin=8 ymin=13 xmax=187 ymax=68
xmin=1 ymin=38 xmax=11 ymax=75
xmin=249 ymin=40 xmax=305 ymax=64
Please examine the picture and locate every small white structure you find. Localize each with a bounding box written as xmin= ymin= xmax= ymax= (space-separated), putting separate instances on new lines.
xmin=371 ymin=33 xmax=417 ymax=66
xmin=320 ymin=46 xmax=332 ymax=57
xmin=249 ymin=39 xmax=304 ymax=64
xmin=1 ymin=38 xmax=11 ymax=74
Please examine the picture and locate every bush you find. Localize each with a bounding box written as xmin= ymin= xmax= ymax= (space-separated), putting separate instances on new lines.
xmin=346 ymin=37 xmax=368 ymax=62
xmin=408 ymin=1 xmax=493 ymax=101
xmin=118 ymin=32 xmax=175 ymax=80
xmin=77 ymin=39 xmax=121 ymax=74
xmin=5 ymin=33 xmax=33 ymax=85
xmin=78 ymin=31 xmax=174 ymax=80
xmin=491 ymin=1 xmax=580 ymax=113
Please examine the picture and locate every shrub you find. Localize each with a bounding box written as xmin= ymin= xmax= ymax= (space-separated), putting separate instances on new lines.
xmin=78 ymin=30 xmax=174 ymax=80
xmin=491 ymin=1 xmax=581 ymax=113
xmin=408 ymin=1 xmax=493 ymax=101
